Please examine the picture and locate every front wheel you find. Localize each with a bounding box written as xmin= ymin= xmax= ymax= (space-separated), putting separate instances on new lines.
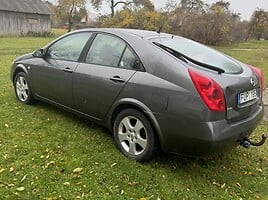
xmin=14 ymin=72 xmax=34 ymax=104
xmin=113 ymin=109 xmax=156 ymax=162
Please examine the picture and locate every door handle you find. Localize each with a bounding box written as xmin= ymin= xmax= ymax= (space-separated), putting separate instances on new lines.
xmin=63 ymin=67 xmax=73 ymax=73
xmin=110 ymin=76 xmax=125 ymax=83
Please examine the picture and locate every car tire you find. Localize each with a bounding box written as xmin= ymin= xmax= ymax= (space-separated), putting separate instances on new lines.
xmin=113 ymin=108 xmax=156 ymax=162
xmin=14 ymin=72 xmax=34 ymax=104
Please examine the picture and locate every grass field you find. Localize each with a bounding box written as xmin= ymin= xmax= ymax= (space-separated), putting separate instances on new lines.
xmin=0 ymin=32 xmax=267 ymax=199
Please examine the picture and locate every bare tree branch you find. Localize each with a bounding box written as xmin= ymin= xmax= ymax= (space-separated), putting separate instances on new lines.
xmin=113 ymin=1 xmax=134 ymax=7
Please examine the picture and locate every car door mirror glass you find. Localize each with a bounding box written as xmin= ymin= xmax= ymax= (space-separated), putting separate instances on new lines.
xmin=33 ymin=49 xmax=44 ymax=58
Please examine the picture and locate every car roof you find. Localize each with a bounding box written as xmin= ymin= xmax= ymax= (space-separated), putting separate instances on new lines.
xmin=73 ymin=28 xmax=171 ymax=40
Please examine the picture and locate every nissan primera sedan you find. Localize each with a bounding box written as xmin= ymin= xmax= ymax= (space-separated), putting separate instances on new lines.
xmin=11 ymin=28 xmax=265 ymax=162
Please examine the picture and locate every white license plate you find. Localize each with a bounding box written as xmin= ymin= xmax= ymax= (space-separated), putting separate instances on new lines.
xmin=238 ymin=89 xmax=257 ymax=104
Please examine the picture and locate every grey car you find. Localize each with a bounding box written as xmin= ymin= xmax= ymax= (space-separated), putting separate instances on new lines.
xmin=11 ymin=28 xmax=265 ymax=162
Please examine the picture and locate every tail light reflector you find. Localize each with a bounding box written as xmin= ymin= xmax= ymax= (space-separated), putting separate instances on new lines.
xmin=188 ymin=69 xmax=226 ymax=112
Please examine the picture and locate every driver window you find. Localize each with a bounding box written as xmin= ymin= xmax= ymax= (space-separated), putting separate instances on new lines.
xmin=47 ymin=32 xmax=91 ymax=62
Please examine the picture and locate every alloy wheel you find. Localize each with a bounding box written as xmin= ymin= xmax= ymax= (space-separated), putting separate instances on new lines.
xmin=118 ymin=116 xmax=148 ymax=156
xmin=15 ymin=76 xmax=29 ymax=102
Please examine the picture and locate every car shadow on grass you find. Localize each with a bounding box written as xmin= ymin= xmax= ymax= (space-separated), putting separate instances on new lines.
xmin=27 ymin=100 xmax=265 ymax=169
xmin=33 ymin=101 xmax=111 ymax=134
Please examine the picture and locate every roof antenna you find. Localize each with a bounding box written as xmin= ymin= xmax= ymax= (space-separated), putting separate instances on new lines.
xmin=157 ymin=25 xmax=162 ymax=34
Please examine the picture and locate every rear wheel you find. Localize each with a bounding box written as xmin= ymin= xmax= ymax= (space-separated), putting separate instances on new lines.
xmin=113 ymin=109 xmax=156 ymax=162
xmin=14 ymin=72 xmax=34 ymax=104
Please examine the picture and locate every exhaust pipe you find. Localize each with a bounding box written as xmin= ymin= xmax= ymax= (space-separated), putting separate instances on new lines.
xmin=239 ymin=134 xmax=267 ymax=148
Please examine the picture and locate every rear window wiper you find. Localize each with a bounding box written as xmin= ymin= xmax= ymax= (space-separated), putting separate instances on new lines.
xmin=153 ymin=42 xmax=225 ymax=74
xmin=153 ymin=42 xmax=188 ymax=63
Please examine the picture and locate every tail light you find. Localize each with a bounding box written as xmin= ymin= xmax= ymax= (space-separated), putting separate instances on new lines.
xmin=248 ymin=65 xmax=264 ymax=95
xmin=188 ymin=69 xmax=226 ymax=112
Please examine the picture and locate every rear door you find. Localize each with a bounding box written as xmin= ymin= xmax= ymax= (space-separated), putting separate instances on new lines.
xmin=73 ymin=33 xmax=139 ymax=119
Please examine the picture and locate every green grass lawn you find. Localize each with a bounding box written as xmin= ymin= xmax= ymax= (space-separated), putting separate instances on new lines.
xmin=0 ymin=34 xmax=267 ymax=199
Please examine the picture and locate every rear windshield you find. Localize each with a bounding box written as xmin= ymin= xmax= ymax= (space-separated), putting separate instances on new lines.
xmin=154 ymin=37 xmax=242 ymax=74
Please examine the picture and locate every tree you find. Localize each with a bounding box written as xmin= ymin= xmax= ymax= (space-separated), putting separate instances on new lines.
xmin=210 ymin=0 xmax=230 ymax=12
xmin=57 ymin=0 xmax=86 ymax=32
xmin=166 ymin=0 xmax=207 ymax=38
xmin=165 ymin=0 xmax=247 ymax=45
xmin=91 ymin=0 xmax=154 ymax=17
xmin=98 ymin=9 xmax=135 ymax=27
xmin=180 ymin=0 xmax=207 ymax=12
xmin=249 ymin=9 xmax=268 ymax=40
xmin=98 ymin=8 xmax=168 ymax=32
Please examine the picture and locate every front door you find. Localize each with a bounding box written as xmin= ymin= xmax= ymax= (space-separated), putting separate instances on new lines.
xmin=30 ymin=32 xmax=92 ymax=108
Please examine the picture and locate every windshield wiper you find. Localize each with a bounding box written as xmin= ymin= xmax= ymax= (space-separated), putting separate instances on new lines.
xmin=153 ymin=42 xmax=225 ymax=74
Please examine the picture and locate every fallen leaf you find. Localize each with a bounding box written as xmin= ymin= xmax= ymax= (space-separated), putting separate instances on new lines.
xmin=63 ymin=182 xmax=70 ymax=186
xmin=4 ymin=124 xmax=9 ymax=128
xmin=256 ymin=168 xmax=263 ymax=173
xmin=212 ymin=181 xmax=220 ymax=187
xmin=17 ymin=186 xmax=25 ymax=191
xmin=0 ymin=168 xmax=5 ymax=173
xmin=21 ymin=175 xmax=27 ymax=182
xmin=45 ymin=161 xmax=55 ymax=168
xmin=236 ymin=182 xmax=241 ymax=187
xmin=111 ymin=163 xmax=117 ymax=167
xmin=73 ymin=168 xmax=83 ymax=173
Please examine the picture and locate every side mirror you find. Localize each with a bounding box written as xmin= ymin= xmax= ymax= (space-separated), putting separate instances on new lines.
xmin=32 ymin=49 xmax=44 ymax=58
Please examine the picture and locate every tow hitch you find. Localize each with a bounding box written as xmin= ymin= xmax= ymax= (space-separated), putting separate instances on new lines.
xmin=239 ymin=134 xmax=267 ymax=148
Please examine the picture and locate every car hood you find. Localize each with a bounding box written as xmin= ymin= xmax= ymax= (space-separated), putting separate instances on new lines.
xmin=14 ymin=52 xmax=33 ymax=63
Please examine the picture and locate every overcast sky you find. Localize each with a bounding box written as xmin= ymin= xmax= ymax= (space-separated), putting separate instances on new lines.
xmin=151 ymin=0 xmax=268 ymax=20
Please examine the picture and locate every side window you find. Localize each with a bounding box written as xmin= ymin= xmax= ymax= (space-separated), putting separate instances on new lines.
xmin=119 ymin=46 xmax=137 ymax=69
xmin=47 ymin=32 xmax=91 ymax=62
xmin=86 ymin=34 xmax=126 ymax=67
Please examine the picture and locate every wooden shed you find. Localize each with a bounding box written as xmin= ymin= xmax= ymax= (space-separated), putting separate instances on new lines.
xmin=0 ymin=0 xmax=51 ymax=36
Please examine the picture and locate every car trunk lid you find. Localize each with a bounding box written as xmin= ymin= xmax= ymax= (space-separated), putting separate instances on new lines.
xmin=206 ymin=63 xmax=263 ymax=122
xmin=224 ymin=65 xmax=263 ymax=122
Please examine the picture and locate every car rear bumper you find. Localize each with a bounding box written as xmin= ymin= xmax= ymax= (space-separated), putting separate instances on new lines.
xmin=155 ymin=104 xmax=264 ymax=156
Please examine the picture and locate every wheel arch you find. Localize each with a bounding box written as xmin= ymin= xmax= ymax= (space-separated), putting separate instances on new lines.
xmin=12 ymin=64 xmax=29 ymax=84
xmin=108 ymin=98 xmax=164 ymax=150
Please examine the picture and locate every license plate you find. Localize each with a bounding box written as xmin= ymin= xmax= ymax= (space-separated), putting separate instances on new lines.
xmin=238 ymin=89 xmax=257 ymax=104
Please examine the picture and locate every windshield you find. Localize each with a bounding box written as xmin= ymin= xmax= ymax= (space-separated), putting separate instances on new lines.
xmin=154 ymin=37 xmax=242 ymax=74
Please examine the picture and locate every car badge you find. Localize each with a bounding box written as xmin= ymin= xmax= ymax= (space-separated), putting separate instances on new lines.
xmin=250 ymin=78 xmax=257 ymax=87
